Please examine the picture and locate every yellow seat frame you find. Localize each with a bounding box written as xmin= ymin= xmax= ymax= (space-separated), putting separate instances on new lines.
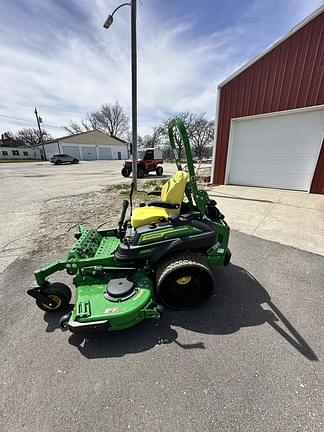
xmin=131 ymin=171 xmax=189 ymax=228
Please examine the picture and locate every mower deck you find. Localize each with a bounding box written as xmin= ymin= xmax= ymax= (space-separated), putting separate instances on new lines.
xmin=69 ymin=267 xmax=158 ymax=332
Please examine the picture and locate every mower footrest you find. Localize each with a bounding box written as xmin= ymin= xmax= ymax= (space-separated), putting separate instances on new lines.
xmin=67 ymin=319 xmax=109 ymax=333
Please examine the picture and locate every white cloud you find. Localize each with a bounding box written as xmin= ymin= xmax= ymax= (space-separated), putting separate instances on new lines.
xmin=0 ymin=0 xmax=322 ymax=137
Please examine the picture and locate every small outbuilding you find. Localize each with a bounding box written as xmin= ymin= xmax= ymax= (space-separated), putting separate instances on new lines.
xmin=212 ymin=6 xmax=324 ymax=194
xmin=42 ymin=130 xmax=128 ymax=161
xmin=0 ymin=146 xmax=41 ymax=160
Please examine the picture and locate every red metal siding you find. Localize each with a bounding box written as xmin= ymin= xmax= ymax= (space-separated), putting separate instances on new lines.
xmin=214 ymin=11 xmax=324 ymax=192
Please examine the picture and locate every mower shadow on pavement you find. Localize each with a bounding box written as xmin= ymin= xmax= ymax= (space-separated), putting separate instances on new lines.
xmin=43 ymin=304 xmax=74 ymax=333
xmin=44 ymin=264 xmax=318 ymax=361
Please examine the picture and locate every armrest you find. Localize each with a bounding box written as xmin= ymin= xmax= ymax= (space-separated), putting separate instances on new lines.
xmin=147 ymin=201 xmax=180 ymax=209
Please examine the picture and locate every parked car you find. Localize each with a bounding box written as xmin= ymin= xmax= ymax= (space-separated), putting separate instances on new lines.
xmin=49 ymin=154 xmax=79 ymax=165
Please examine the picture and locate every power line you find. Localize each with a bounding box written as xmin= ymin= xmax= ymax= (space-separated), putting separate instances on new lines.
xmin=0 ymin=113 xmax=63 ymax=130
xmin=0 ymin=113 xmax=31 ymax=123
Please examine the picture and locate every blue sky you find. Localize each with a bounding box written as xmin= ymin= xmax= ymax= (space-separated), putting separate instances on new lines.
xmin=0 ymin=0 xmax=322 ymax=137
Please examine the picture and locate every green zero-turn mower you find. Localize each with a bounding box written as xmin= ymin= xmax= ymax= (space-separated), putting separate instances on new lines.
xmin=27 ymin=119 xmax=231 ymax=333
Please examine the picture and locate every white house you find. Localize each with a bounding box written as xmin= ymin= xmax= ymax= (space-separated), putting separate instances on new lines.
xmin=41 ymin=130 xmax=129 ymax=161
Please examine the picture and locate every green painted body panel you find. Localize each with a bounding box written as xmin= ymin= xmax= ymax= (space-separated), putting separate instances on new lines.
xmin=72 ymin=269 xmax=158 ymax=331
xmin=95 ymin=236 xmax=120 ymax=258
xmin=206 ymin=221 xmax=230 ymax=267
xmin=138 ymin=225 xmax=202 ymax=245
xmin=68 ymin=227 xmax=102 ymax=260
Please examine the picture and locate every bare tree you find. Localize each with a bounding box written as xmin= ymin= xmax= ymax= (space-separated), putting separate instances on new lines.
xmin=160 ymin=144 xmax=173 ymax=160
xmin=136 ymin=135 xmax=143 ymax=147
xmin=141 ymin=127 xmax=162 ymax=148
xmin=159 ymin=112 xmax=196 ymax=159
xmin=158 ymin=112 xmax=214 ymax=160
xmin=92 ymin=102 xmax=129 ymax=138
xmin=63 ymin=121 xmax=83 ymax=135
xmin=81 ymin=113 xmax=99 ymax=131
xmin=15 ymin=128 xmax=52 ymax=147
xmin=191 ymin=115 xmax=214 ymax=160
xmin=63 ymin=102 xmax=129 ymax=139
xmin=0 ymin=131 xmax=20 ymax=147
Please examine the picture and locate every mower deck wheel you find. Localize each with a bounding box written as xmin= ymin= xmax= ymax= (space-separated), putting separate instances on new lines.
xmin=156 ymin=252 xmax=215 ymax=310
xmin=36 ymin=282 xmax=72 ymax=312
xmin=59 ymin=313 xmax=72 ymax=330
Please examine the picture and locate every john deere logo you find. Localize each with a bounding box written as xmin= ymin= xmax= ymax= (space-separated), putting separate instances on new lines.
xmin=104 ymin=307 xmax=120 ymax=314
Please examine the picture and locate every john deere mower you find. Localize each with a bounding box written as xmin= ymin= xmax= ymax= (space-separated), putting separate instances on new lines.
xmin=27 ymin=119 xmax=231 ymax=333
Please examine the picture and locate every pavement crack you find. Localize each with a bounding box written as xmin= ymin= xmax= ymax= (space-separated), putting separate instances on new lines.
xmin=252 ymin=203 xmax=277 ymax=235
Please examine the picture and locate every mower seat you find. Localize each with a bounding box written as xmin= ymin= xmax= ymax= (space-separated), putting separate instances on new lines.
xmin=131 ymin=171 xmax=189 ymax=228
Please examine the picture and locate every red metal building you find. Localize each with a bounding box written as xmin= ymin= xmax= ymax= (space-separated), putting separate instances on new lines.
xmin=212 ymin=6 xmax=324 ymax=194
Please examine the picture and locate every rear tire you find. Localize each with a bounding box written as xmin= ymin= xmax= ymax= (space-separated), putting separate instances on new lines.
xmin=156 ymin=252 xmax=215 ymax=310
xmin=156 ymin=166 xmax=163 ymax=176
xmin=137 ymin=167 xmax=145 ymax=178
xmin=121 ymin=167 xmax=130 ymax=177
xmin=72 ymin=159 xmax=79 ymax=164
xmin=36 ymin=283 xmax=72 ymax=312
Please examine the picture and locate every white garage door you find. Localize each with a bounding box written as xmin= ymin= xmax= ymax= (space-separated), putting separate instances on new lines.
xmin=81 ymin=146 xmax=97 ymax=160
xmin=62 ymin=145 xmax=80 ymax=160
xmin=227 ymin=107 xmax=324 ymax=191
xmin=98 ymin=147 xmax=112 ymax=159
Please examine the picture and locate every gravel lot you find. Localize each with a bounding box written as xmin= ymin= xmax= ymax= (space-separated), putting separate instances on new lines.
xmin=0 ymin=160 xmax=173 ymax=271
xmin=0 ymin=161 xmax=323 ymax=432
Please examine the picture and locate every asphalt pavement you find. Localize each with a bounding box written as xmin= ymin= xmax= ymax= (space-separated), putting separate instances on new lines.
xmin=1 ymin=230 xmax=323 ymax=432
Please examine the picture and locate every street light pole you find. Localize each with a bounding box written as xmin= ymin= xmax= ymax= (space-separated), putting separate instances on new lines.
xmin=34 ymin=107 xmax=46 ymax=161
xmin=103 ymin=0 xmax=138 ymax=190
xmin=130 ymin=0 xmax=138 ymax=190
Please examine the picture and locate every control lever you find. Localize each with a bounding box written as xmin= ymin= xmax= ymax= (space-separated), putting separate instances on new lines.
xmin=118 ymin=200 xmax=129 ymax=236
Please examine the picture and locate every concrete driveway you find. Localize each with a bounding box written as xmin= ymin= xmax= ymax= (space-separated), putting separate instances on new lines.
xmin=0 ymin=161 xmax=323 ymax=431
xmin=209 ymin=185 xmax=324 ymax=256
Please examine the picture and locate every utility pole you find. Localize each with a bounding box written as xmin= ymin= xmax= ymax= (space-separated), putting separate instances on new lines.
xmin=34 ymin=107 xmax=46 ymax=161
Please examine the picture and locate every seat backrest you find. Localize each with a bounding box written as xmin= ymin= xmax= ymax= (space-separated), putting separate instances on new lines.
xmin=160 ymin=171 xmax=188 ymax=204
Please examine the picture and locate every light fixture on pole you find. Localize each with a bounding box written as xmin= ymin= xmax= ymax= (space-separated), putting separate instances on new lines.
xmin=103 ymin=1 xmax=138 ymax=190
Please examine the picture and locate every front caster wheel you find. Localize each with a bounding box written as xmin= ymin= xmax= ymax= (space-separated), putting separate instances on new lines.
xmin=59 ymin=313 xmax=72 ymax=331
xmin=36 ymin=283 xmax=72 ymax=312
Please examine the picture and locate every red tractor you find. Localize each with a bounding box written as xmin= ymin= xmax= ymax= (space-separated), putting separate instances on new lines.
xmin=121 ymin=148 xmax=163 ymax=178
